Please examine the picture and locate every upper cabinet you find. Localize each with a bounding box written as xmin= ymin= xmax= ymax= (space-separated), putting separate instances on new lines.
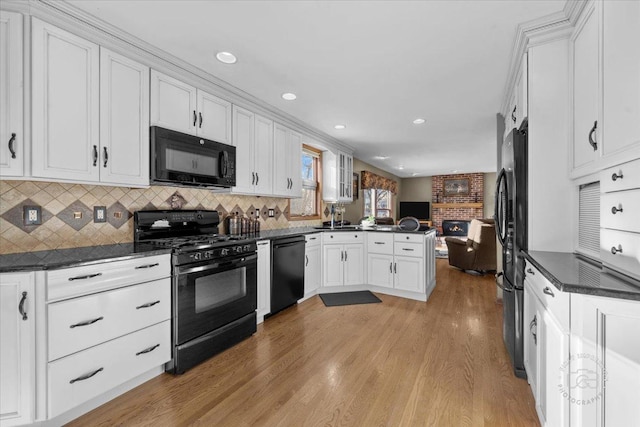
xmin=506 ymin=52 xmax=528 ymax=135
xmin=0 ymin=11 xmax=23 ymax=177
xmin=570 ymin=0 xmax=640 ymax=178
xmin=322 ymin=150 xmax=353 ymax=203
xmin=273 ymin=123 xmax=302 ymax=198
xmin=31 ymin=19 xmax=150 ymax=187
xmin=231 ymin=106 xmax=273 ymax=195
xmin=150 ymin=70 xmax=231 ymax=144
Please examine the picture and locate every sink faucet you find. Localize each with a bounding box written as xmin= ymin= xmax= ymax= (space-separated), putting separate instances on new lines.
xmin=330 ymin=204 xmax=336 ymax=229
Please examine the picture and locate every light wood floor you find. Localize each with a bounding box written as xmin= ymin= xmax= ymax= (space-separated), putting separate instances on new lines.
xmin=68 ymin=260 xmax=539 ymax=426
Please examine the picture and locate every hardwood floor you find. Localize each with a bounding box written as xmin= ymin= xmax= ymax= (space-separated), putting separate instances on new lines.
xmin=68 ymin=259 xmax=539 ymax=426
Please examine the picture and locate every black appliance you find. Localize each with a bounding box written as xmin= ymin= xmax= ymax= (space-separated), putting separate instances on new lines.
xmin=269 ymin=235 xmax=305 ymax=315
xmin=399 ymin=201 xmax=431 ymax=220
xmin=134 ymin=210 xmax=256 ymax=374
xmin=495 ymin=119 xmax=528 ymax=379
xmin=150 ymin=126 xmax=236 ymax=188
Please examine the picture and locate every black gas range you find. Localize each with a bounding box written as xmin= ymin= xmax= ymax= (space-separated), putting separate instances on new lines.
xmin=134 ymin=210 xmax=257 ymax=374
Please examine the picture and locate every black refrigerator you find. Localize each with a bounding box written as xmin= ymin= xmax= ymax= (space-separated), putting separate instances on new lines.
xmin=495 ymin=119 xmax=528 ymax=379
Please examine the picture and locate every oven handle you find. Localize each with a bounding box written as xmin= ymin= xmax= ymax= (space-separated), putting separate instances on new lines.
xmin=176 ymin=253 xmax=257 ymax=275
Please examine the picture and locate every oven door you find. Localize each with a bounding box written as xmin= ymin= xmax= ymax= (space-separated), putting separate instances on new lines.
xmin=174 ymin=253 xmax=257 ymax=345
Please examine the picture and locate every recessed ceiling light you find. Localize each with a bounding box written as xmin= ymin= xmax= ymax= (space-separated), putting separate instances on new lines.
xmin=452 ymin=169 xmax=458 ymax=173
xmin=373 ymin=155 xmax=389 ymax=160
xmin=412 ymin=173 xmax=419 ymax=176
xmin=413 ymin=118 xmax=426 ymax=124
xmin=216 ymin=51 xmax=237 ymax=64
xmin=397 ymin=166 xmax=404 ymax=170
xmin=334 ymin=124 xmax=346 ymax=130
xmin=282 ymin=92 xmax=297 ymax=101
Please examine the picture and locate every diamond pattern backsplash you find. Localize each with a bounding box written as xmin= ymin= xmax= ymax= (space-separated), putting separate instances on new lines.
xmin=0 ymin=180 xmax=329 ymax=254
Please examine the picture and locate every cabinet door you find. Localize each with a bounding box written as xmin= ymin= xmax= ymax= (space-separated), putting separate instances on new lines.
xmin=150 ymin=70 xmax=196 ymax=135
xmin=256 ymin=241 xmax=271 ymax=321
xmin=197 ymin=90 xmax=231 ymax=144
xmin=343 ymin=244 xmax=364 ymax=286
xmin=32 ymin=19 xmax=100 ymax=182
xmin=288 ymin=130 xmax=302 ymax=197
xmin=304 ymin=243 xmax=321 ymax=296
xmin=394 ymin=256 xmax=424 ymax=292
xmin=0 ymin=11 xmax=23 ymax=177
xmin=99 ymin=48 xmax=149 ymax=186
xmin=231 ymin=105 xmax=255 ymax=194
xmin=273 ymin=123 xmax=290 ymax=196
xmin=254 ymin=114 xmax=273 ymax=195
xmin=0 ymin=272 xmax=35 ymax=427
xmin=523 ymin=284 xmax=539 ymax=400
xmin=367 ymin=253 xmax=393 ymax=288
xmin=571 ymin=3 xmax=600 ymax=171
xmin=602 ymin=0 xmax=640 ymax=158
xmin=322 ymin=245 xmax=344 ymax=287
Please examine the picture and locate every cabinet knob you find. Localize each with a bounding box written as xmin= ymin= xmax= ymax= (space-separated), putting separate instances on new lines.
xmin=611 ymin=245 xmax=623 ymax=255
xmin=611 ymin=205 xmax=623 ymax=214
xmin=543 ymin=287 xmax=555 ymax=298
xmin=406 ymin=236 xmax=410 ymax=240
xmin=526 ymin=268 xmax=535 ymax=275
xmin=611 ymin=171 xmax=624 ymax=181
xmin=511 ymin=105 xmax=517 ymax=123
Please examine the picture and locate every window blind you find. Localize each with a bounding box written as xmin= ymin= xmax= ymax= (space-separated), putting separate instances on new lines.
xmin=578 ymin=181 xmax=600 ymax=258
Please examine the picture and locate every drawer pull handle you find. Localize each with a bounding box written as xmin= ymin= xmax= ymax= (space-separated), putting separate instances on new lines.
xmin=18 ymin=291 xmax=28 ymax=321
xmin=309 ymin=237 xmax=316 ymax=240
xmin=402 ymin=248 xmax=414 ymax=251
xmin=611 ymin=245 xmax=623 ymax=255
xmin=70 ymin=316 xmax=104 ymax=328
xmin=136 ymin=344 xmax=160 ymax=356
xmin=305 ymin=255 xmax=309 ymax=267
xmin=70 ymin=367 xmax=103 ymax=384
xmin=68 ymin=272 xmax=102 ymax=281
xmin=136 ymin=300 xmax=160 ymax=309
xmin=543 ymin=287 xmax=555 ymax=297
xmin=526 ymin=268 xmax=535 ymax=275
xmin=390 ymin=262 xmax=393 ymax=273
xmin=611 ymin=205 xmax=623 ymax=214
xmin=135 ymin=263 xmax=159 ymax=269
xmin=611 ymin=172 xmax=623 ymax=181
xmin=374 ymin=242 xmax=385 ymax=245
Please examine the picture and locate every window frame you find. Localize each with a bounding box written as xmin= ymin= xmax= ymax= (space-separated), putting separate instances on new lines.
xmin=289 ymin=145 xmax=322 ymax=221
xmin=364 ymin=188 xmax=393 ymax=218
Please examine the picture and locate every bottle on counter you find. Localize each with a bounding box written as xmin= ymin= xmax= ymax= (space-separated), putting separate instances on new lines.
xmin=227 ymin=213 xmax=240 ymax=235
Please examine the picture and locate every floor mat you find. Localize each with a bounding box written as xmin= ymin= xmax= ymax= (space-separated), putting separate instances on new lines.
xmin=319 ymin=291 xmax=382 ymax=307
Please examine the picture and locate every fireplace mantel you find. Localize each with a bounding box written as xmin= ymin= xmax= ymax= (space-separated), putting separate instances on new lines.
xmin=433 ymin=202 xmax=483 ymax=209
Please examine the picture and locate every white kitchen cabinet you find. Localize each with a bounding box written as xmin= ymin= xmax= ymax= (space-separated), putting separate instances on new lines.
xmin=304 ymin=234 xmax=321 ymax=298
xmin=0 ymin=11 xmax=23 ymax=177
xmin=231 ymin=106 xmax=273 ymax=195
xmin=99 ymin=48 xmax=149 ymax=186
xmin=322 ymin=149 xmax=353 ymax=203
xmin=256 ymin=240 xmax=271 ymax=323
xmin=507 ymin=52 xmax=528 ymax=131
xmin=366 ymin=233 xmax=425 ymax=292
xmin=367 ymin=253 xmax=394 ymax=288
xmin=150 ymin=70 xmax=231 ymax=143
xmin=393 ymin=256 xmax=424 ymax=293
xmin=571 ymin=294 xmax=640 ymax=427
xmin=523 ymin=283 xmax=540 ymax=401
xmin=31 ymin=18 xmax=100 ymax=182
xmin=0 ymin=272 xmax=35 ymax=427
xmin=322 ymin=232 xmax=364 ymax=287
xmin=273 ymin=123 xmax=302 ymax=198
xmin=571 ymin=1 xmax=600 ymax=173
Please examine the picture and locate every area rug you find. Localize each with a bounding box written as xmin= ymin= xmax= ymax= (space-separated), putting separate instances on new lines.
xmin=319 ymin=291 xmax=382 ymax=307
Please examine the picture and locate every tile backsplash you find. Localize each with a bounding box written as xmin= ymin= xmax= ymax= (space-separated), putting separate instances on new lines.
xmin=0 ymin=180 xmax=326 ymax=254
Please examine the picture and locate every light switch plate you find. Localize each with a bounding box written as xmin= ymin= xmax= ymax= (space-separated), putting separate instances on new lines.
xmin=94 ymin=206 xmax=107 ymax=223
xmin=23 ymin=205 xmax=42 ymax=225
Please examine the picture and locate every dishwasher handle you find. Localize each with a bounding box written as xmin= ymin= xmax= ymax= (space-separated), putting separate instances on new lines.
xmin=274 ymin=241 xmax=304 ymax=250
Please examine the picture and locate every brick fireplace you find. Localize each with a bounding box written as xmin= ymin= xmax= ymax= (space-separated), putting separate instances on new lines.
xmin=432 ymin=173 xmax=484 ymax=234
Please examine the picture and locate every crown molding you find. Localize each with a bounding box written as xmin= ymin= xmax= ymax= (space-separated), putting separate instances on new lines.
xmin=19 ymin=0 xmax=354 ymax=154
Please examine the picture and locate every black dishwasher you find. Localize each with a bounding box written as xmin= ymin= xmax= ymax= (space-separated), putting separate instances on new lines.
xmin=270 ymin=235 xmax=305 ymax=315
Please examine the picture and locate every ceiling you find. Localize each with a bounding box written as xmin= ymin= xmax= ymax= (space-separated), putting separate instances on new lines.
xmin=66 ymin=0 xmax=566 ymax=178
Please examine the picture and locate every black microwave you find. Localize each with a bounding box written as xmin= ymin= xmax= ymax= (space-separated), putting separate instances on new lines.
xmin=150 ymin=126 xmax=236 ymax=188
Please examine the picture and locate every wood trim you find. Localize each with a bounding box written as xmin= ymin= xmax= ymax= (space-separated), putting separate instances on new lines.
xmin=432 ymin=203 xmax=483 ymax=209
xmin=289 ymin=145 xmax=322 ymax=221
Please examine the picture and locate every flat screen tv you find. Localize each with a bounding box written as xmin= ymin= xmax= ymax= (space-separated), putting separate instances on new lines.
xmin=399 ymin=202 xmax=430 ymax=220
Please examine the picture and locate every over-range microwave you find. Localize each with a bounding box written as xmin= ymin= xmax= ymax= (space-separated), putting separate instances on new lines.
xmin=150 ymin=126 xmax=236 ymax=188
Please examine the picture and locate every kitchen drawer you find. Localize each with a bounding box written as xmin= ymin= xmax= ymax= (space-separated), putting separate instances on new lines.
xmin=600 ymin=228 xmax=640 ymax=280
xmin=323 ymin=232 xmax=363 ymax=244
xmin=305 ymin=233 xmax=321 ymax=247
xmin=48 ymin=278 xmax=171 ymax=361
xmin=367 ymin=233 xmax=394 ymax=255
xmin=600 ymin=158 xmax=640 ymax=193
xmin=394 ymin=242 xmax=424 ymax=258
xmin=48 ymin=320 xmax=170 ymax=418
xmin=394 ymin=233 xmax=423 ymax=244
xmin=524 ymin=262 xmax=570 ymax=331
xmin=46 ymin=254 xmax=170 ymax=301
xmin=601 ymin=189 xmax=640 ymax=233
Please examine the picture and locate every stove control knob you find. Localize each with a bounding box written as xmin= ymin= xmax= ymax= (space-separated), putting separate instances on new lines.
xmin=221 ymin=248 xmax=229 ymax=256
xmin=243 ymin=245 xmax=250 ymax=252
xmin=193 ymin=253 xmax=202 ymax=261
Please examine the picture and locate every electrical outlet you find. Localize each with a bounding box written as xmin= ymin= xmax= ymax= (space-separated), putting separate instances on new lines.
xmin=268 ymin=208 xmax=275 ymax=217
xmin=255 ymin=209 xmax=260 ymax=217
xmin=94 ymin=206 xmax=107 ymax=223
xmin=23 ymin=205 xmax=42 ymax=225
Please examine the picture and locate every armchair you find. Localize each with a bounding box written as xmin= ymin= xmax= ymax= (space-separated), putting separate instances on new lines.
xmin=445 ymin=218 xmax=496 ymax=272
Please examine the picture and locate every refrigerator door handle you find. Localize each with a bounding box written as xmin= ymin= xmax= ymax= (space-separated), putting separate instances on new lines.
xmin=495 ymin=272 xmax=508 ymax=291
xmin=495 ymin=168 xmax=509 ymax=246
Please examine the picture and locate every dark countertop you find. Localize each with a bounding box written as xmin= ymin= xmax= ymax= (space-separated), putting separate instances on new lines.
xmin=254 ymin=226 xmax=436 ymax=240
xmin=0 ymin=244 xmax=172 ymax=273
xmin=523 ymin=250 xmax=640 ymax=301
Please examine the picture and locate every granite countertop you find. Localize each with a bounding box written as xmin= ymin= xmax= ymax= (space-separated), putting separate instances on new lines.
xmin=523 ymin=250 xmax=640 ymax=301
xmin=0 ymin=244 xmax=172 ymax=273
xmin=254 ymin=226 xmax=436 ymax=240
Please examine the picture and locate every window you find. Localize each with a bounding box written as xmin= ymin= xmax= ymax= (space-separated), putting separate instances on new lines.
xmin=364 ymin=189 xmax=392 ymax=218
xmin=289 ymin=145 xmax=321 ymax=220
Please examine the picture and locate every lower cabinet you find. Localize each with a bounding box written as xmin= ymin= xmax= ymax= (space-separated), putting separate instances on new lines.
xmin=256 ymin=240 xmax=271 ymax=322
xmin=304 ymin=234 xmax=321 ymax=297
xmin=366 ymin=233 xmax=426 ymax=293
xmin=322 ymin=232 xmax=364 ymax=287
xmin=0 ymin=272 xmax=35 ymax=427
